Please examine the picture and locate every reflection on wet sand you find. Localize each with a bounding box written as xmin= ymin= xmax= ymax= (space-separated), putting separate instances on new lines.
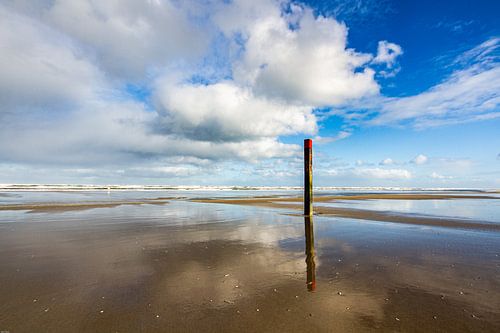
xmin=0 ymin=197 xmax=499 ymax=332
xmin=304 ymin=216 xmax=316 ymax=292
xmin=193 ymin=195 xmax=500 ymax=231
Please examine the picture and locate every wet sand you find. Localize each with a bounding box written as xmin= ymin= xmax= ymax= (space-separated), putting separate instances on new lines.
xmin=194 ymin=194 xmax=500 ymax=231
xmin=192 ymin=193 xmax=500 ymax=203
xmin=0 ymin=199 xmax=169 ymax=213
xmin=0 ymin=192 xmax=499 ymax=332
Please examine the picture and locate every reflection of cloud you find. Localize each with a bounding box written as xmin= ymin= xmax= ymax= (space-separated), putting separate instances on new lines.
xmin=227 ymin=224 xmax=303 ymax=246
xmin=314 ymin=223 xmax=500 ymax=317
xmin=3 ymin=198 xmax=498 ymax=331
xmin=154 ymin=240 xmax=306 ymax=307
xmin=316 ymin=238 xmax=355 ymax=254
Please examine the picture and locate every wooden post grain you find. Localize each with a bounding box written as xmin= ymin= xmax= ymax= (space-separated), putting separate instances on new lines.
xmin=304 ymin=139 xmax=313 ymax=216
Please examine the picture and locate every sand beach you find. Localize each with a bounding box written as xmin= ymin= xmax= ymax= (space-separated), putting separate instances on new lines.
xmin=0 ymin=189 xmax=499 ymax=332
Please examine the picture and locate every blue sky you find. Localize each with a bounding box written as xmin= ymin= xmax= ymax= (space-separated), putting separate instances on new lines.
xmin=0 ymin=0 xmax=498 ymax=187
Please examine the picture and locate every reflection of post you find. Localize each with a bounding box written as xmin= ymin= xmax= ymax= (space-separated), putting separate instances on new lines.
xmin=304 ymin=139 xmax=313 ymax=216
xmin=304 ymin=215 xmax=316 ymax=291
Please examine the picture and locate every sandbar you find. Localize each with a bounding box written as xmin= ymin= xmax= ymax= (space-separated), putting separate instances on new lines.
xmin=193 ymin=194 xmax=500 ymax=231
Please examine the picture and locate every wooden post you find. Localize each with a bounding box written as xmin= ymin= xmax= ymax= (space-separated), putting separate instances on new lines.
xmin=304 ymin=139 xmax=313 ymax=216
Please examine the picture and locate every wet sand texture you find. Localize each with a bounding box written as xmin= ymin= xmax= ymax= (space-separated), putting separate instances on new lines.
xmin=0 ymin=213 xmax=498 ymax=332
xmin=0 ymin=193 xmax=499 ymax=332
xmin=0 ymin=200 xmax=169 ymax=213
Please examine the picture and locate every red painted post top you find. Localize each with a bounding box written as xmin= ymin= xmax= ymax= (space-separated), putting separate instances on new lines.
xmin=304 ymin=139 xmax=312 ymax=149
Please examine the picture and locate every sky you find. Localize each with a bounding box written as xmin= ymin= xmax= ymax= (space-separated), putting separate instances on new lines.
xmin=0 ymin=0 xmax=499 ymax=187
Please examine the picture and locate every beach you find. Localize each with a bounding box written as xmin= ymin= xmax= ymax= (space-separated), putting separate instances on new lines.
xmin=0 ymin=189 xmax=499 ymax=332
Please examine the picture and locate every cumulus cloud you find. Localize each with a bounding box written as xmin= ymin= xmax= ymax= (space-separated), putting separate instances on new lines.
xmin=0 ymin=104 xmax=300 ymax=165
xmin=4 ymin=0 xmax=495 ymax=189
xmin=3 ymin=0 xmax=404 ymax=166
xmin=224 ymin=3 xmax=380 ymax=106
xmin=411 ymin=154 xmax=428 ymax=165
xmin=0 ymin=0 xmax=421 ymax=184
xmin=154 ymin=80 xmax=316 ymax=142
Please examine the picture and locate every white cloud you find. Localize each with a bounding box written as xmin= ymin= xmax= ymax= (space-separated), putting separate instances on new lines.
xmin=376 ymin=66 xmax=500 ymax=127
xmin=411 ymin=154 xmax=429 ymax=165
xmin=354 ymin=160 xmax=374 ymax=166
xmin=0 ymin=6 xmax=103 ymax=113
xmin=371 ymin=38 xmax=500 ymax=128
xmin=128 ymin=166 xmax=198 ymax=178
xmin=8 ymin=0 xmax=493 ymax=186
xmin=5 ymin=0 xmax=208 ymax=80
xmin=410 ymin=154 xmax=429 ymax=165
xmin=322 ymin=169 xmax=339 ymax=176
xmin=373 ymin=40 xmax=403 ymax=68
xmin=223 ymin=3 xmax=380 ymax=106
xmin=0 ymin=101 xmax=302 ymax=165
xmin=379 ymin=157 xmax=394 ymax=165
xmin=314 ymin=131 xmax=352 ymax=144
xmin=411 ymin=154 xmax=428 ymax=165
xmin=317 ymin=165 xmax=412 ymax=181
xmin=1 ymin=0 xmax=406 ymax=172
xmin=154 ymin=80 xmax=317 ymax=142
xmin=453 ymin=37 xmax=499 ymax=67
xmin=327 ymin=0 xmax=394 ymax=22
xmin=430 ymin=172 xmax=452 ymax=180
xmin=0 ymin=2 xmax=309 ymax=165
xmin=352 ymin=167 xmax=412 ymax=179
